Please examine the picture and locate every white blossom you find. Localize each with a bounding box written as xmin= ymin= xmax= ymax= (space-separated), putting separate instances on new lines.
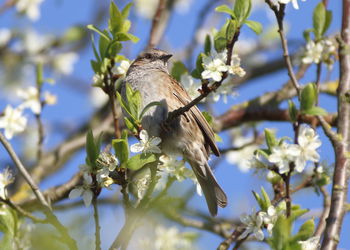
xmin=298 ymin=236 xmax=320 ymax=250
xmin=0 ymin=105 xmax=27 ymax=139
xmin=134 ymin=0 xmax=159 ymax=19
xmin=112 ymin=60 xmax=131 ymax=76
xmin=95 ymin=152 xmax=118 ymax=187
xmin=0 ymin=168 xmax=14 ymax=200
xmin=69 ymin=173 xmax=93 ymax=207
xmin=294 ymin=125 xmax=321 ymax=172
xmin=268 ymin=142 xmax=300 ymax=174
xmin=53 ymin=52 xmax=78 ymax=75
xmin=135 ymin=173 xmax=151 ymax=199
xmin=227 ymin=54 xmax=246 ymax=77
xmin=209 ymin=82 xmax=238 ymax=103
xmin=226 ymin=135 xmax=259 ymax=172
xmin=201 ymin=51 xmax=228 ymax=82
xmin=239 ymin=208 xmax=265 ymax=241
xmin=0 ymin=29 xmax=11 ymax=47
xmin=180 ymin=74 xmax=201 ymax=100
xmin=43 ymin=91 xmax=57 ymax=105
xmin=16 ymin=0 xmax=44 ymax=21
xmin=90 ymin=87 xmax=109 ymax=108
xmin=278 ymin=0 xmax=306 ymax=10
xmin=130 ymin=130 xmax=162 ymax=154
xmin=260 ymin=206 xmax=279 ymax=235
xmin=22 ymin=30 xmax=52 ymax=55
xmin=17 ymin=86 xmax=41 ymax=114
xmin=302 ymin=41 xmax=324 ymax=64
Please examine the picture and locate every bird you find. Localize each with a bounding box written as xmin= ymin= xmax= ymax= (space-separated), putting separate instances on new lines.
xmin=122 ymin=48 xmax=227 ymax=216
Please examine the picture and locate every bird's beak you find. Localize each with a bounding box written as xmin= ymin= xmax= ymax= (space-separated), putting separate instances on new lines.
xmin=161 ymin=54 xmax=173 ymax=61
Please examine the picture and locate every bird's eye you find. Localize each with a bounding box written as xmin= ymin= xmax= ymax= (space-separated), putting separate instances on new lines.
xmin=145 ymin=53 xmax=152 ymax=59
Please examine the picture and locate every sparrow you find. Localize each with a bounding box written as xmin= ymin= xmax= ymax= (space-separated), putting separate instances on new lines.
xmin=122 ymin=48 xmax=227 ymax=216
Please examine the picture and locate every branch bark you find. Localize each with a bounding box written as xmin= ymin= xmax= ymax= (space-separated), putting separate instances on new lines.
xmin=321 ymin=1 xmax=350 ymax=249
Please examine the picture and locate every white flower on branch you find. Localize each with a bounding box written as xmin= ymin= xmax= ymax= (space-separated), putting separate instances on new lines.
xmin=43 ymin=91 xmax=57 ymax=105
xmin=95 ymin=152 xmax=118 ymax=187
xmin=22 ymin=30 xmax=52 ymax=55
xmin=239 ymin=208 xmax=265 ymax=241
xmin=0 ymin=29 xmax=11 ymax=47
xmin=53 ymin=52 xmax=78 ymax=75
xmin=260 ymin=206 xmax=279 ymax=235
xmin=298 ymin=236 xmax=320 ymax=250
xmin=227 ymin=54 xmax=246 ymax=77
xmin=302 ymin=41 xmax=324 ymax=64
xmin=112 ymin=60 xmax=131 ymax=76
xmin=158 ymin=155 xmax=202 ymax=196
xmin=278 ymin=0 xmax=306 ymax=10
xmin=209 ymin=82 xmax=238 ymax=103
xmin=134 ymin=173 xmax=151 ymax=199
xmin=17 ymin=86 xmax=41 ymax=114
xmin=294 ymin=125 xmax=321 ymax=172
xmin=0 ymin=167 xmax=14 ymax=200
xmin=180 ymin=74 xmax=201 ymax=100
xmin=130 ymin=130 xmax=162 ymax=154
xmin=16 ymin=0 xmax=44 ymax=21
xmin=0 ymin=105 xmax=27 ymax=139
xmin=268 ymin=142 xmax=300 ymax=174
xmin=69 ymin=173 xmax=93 ymax=207
xmin=201 ymin=51 xmax=228 ymax=82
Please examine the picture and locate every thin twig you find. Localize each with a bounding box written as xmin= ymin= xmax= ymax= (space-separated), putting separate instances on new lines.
xmin=0 ymin=132 xmax=50 ymax=209
xmin=265 ymin=1 xmax=301 ymax=97
xmin=321 ymin=1 xmax=350 ymax=248
xmin=93 ymin=197 xmax=101 ymax=250
xmin=314 ymin=186 xmax=330 ymax=237
xmin=147 ymin=0 xmax=167 ymax=48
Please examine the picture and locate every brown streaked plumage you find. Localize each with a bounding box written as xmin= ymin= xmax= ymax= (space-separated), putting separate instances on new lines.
xmin=123 ymin=48 xmax=227 ymax=216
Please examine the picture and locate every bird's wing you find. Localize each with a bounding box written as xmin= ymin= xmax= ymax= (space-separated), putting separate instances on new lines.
xmin=170 ymin=76 xmax=220 ymax=156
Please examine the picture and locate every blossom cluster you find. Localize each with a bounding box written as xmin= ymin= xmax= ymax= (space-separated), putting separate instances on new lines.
xmin=252 ymin=125 xmax=321 ymax=174
xmin=239 ymin=205 xmax=281 ymax=241
xmin=69 ymin=153 xmax=118 ymax=206
xmin=0 ymin=87 xmax=56 ymax=139
xmin=302 ymin=39 xmax=336 ymax=68
xmin=201 ymin=50 xmax=246 ymax=82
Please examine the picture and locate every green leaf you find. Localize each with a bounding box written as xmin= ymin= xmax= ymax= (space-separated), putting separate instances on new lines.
xmin=234 ymin=0 xmax=251 ymax=24
xmin=215 ymin=4 xmax=235 ymax=17
xmin=261 ymin=187 xmax=271 ymax=209
xmin=87 ymin=24 xmax=111 ymax=42
xmin=116 ymin=90 xmax=134 ymax=119
xmin=124 ymin=117 xmax=138 ymax=133
xmin=323 ymin=10 xmax=332 ymax=35
xmin=139 ymin=101 xmax=161 ymax=120
xmin=268 ymin=215 xmax=291 ymax=250
xmin=303 ymin=29 xmax=313 ymax=42
xmin=106 ymin=39 xmax=123 ymax=57
xmin=36 ymin=62 xmax=44 ymax=88
xmin=202 ymin=111 xmax=213 ymax=126
xmin=290 ymin=205 xmax=309 ymax=222
xmin=127 ymin=153 xmax=157 ymax=171
xmin=125 ymin=84 xmax=142 ymax=119
xmin=264 ymin=129 xmax=278 ymax=151
xmin=214 ymin=36 xmax=227 ymax=52
xmin=90 ymin=60 xmax=101 ymax=74
xmin=226 ymin=19 xmax=237 ymax=41
xmin=86 ymin=130 xmax=99 ymax=165
xmin=112 ymin=139 xmax=129 ymax=164
xmin=196 ymin=53 xmax=205 ymax=72
xmin=204 ymin=35 xmax=212 ymax=55
xmin=252 ymin=191 xmax=264 ymax=210
xmin=300 ymin=83 xmax=317 ymax=111
xmin=0 ymin=205 xmax=16 ymax=236
xmin=302 ymin=106 xmax=328 ymax=116
xmin=313 ymin=2 xmax=326 ymax=39
xmin=288 ymin=100 xmax=298 ymax=122
xmin=244 ymin=20 xmax=263 ymax=35
xmin=99 ymin=31 xmax=111 ymax=58
xmin=109 ymin=1 xmax=123 ymax=34
xmin=291 ymin=219 xmax=315 ymax=242
xmin=91 ymin=34 xmax=101 ymax=62
xmin=114 ymin=32 xmax=139 ymax=43
xmin=171 ymin=61 xmax=188 ymax=81
xmin=121 ymin=2 xmax=133 ymax=20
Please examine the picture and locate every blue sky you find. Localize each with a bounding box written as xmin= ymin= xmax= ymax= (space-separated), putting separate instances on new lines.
xmin=0 ymin=0 xmax=347 ymax=249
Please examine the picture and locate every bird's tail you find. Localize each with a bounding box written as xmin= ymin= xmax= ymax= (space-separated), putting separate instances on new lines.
xmin=190 ymin=162 xmax=227 ymax=216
